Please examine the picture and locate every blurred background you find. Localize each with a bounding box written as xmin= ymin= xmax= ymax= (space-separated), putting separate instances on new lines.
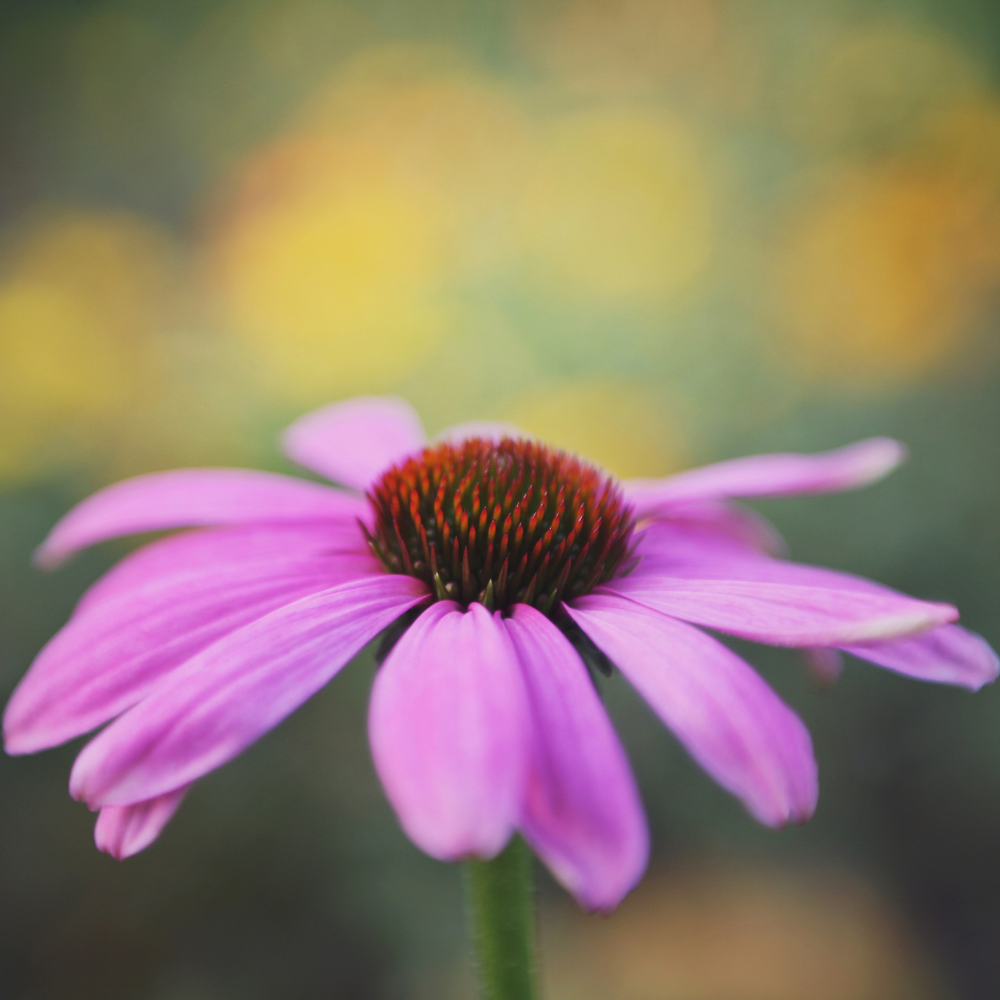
xmin=1 ymin=0 xmax=999 ymax=997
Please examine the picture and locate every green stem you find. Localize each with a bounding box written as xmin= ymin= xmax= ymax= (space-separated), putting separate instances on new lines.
xmin=463 ymin=836 xmax=539 ymax=1000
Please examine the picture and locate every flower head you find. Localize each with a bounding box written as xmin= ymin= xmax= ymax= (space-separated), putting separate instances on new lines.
xmin=5 ymin=396 xmax=997 ymax=911
xmin=366 ymin=436 xmax=635 ymax=610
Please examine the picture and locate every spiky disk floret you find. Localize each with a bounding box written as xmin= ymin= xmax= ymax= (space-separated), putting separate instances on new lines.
xmin=365 ymin=437 xmax=636 ymax=614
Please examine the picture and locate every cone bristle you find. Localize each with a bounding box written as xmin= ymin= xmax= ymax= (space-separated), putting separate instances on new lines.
xmin=366 ymin=437 xmax=635 ymax=614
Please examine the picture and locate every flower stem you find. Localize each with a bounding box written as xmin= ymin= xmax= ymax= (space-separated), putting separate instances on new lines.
xmin=463 ymin=835 xmax=539 ymax=1000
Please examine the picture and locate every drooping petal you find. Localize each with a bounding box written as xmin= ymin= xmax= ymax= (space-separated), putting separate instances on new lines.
xmin=6 ymin=553 xmax=375 ymax=755
xmin=36 ymin=469 xmax=369 ymax=568
xmin=282 ymin=396 xmax=426 ymax=491
xmin=565 ymin=595 xmax=818 ymax=827
xmin=69 ymin=574 xmax=429 ymax=808
xmin=75 ymin=522 xmax=374 ymax=615
xmin=843 ymin=626 xmax=999 ymax=690
xmin=625 ymin=438 xmax=906 ymax=516
xmin=369 ymin=601 xmax=529 ymax=861
xmin=94 ymin=785 xmax=190 ymax=860
xmin=436 ymin=421 xmax=528 ymax=444
xmin=504 ymin=605 xmax=648 ymax=912
xmin=630 ymin=536 xmax=947 ymax=602
xmin=628 ymin=544 xmax=996 ymax=688
xmin=603 ymin=575 xmax=956 ymax=647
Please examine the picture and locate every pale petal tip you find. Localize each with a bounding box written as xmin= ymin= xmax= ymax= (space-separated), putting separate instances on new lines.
xmin=850 ymin=437 xmax=908 ymax=487
xmin=564 ymin=856 xmax=649 ymax=915
xmin=68 ymin=761 xmax=96 ymax=808
xmin=578 ymin=893 xmax=632 ymax=918
xmin=94 ymin=813 xmax=130 ymax=860
xmin=761 ymin=786 xmax=818 ymax=830
xmin=93 ymin=788 xmax=188 ymax=859
xmin=777 ymin=808 xmax=815 ymax=830
xmin=525 ymin=819 xmax=650 ymax=914
xmin=2 ymin=695 xmax=44 ymax=756
xmin=32 ymin=538 xmax=64 ymax=571
xmin=791 ymin=785 xmax=819 ymax=826
xmin=410 ymin=825 xmax=516 ymax=864
xmin=842 ymin=603 xmax=959 ymax=644
xmin=3 ymin=727 xmax=32 ymax=758
xmin=969 ymin=641 xmax=1000 ymax=691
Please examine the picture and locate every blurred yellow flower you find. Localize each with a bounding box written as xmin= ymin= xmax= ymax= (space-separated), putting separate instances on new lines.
xmin=518 ymin=108 xmax=712 ymax=305
xmin=206 ymin=49 xmax=537 ymax=404
xmin=504 ymin=380 xmax=684 ymax=479
xmin=0 ymin=282 xmax=127 ymax=476
xmin=764 ymin=21 xmax=1000 ymax=389
xmin=0 ymin=211 xmax=179 ymax=481
xmin=207 ymin=140 xmax=450 ymax=403
xmin=303 ymin=46 xmax=536 ymax=274
xmin=769 ymin=162 xmax=1000 ymax=387
xmin=4 ymin=210 xmax=179 ymax=341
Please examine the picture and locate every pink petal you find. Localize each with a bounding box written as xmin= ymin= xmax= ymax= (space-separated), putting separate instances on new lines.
xmin=504 ymin=605 xmax=648 ymax=912
xmin=68 ymin=574 xmax=429 ymax=807
xmin=369 ymin=602 xmax=529 ymax=861
xmin=435 ymin=421 xmax=528 ymax=444
xmin=844 ymin=626 xmax=999 ymax=690
xmin=626 ymin=546 xmax=997 ymax=689
xmin=6 ymin=553 xmax=374 ymax=755
xmin=36 ymin=469 xmax=368 ymax=568
xmin=565 ymin=594 xmax=818 ymax=827
xmin=603 ymin=575 xmax=956 ymax=647
xmin=625 ymin=438 xmax=906 ymax=515
xmin=75 ymin=522 xmax=373 ymax=616
xmin=94 ymin=785 xmax=190 ymax=860
xmin=282 ymin=396 xmax=426 ymax=491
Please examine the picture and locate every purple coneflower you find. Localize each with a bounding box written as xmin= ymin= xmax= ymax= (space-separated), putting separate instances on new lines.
xmin=5 ymin=396 xmax=996 ymax=912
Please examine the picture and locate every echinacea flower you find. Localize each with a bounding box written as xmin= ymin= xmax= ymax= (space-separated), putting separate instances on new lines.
xmin=5 ymin=396 xmax=997 ymax=911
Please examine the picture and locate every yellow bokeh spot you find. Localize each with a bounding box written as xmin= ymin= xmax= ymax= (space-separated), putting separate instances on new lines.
xmin=770 ymin=166 xmax=1000 ymax=386
xmin=4 ymin=210 xmax=179 ymax=340
xmin=518 ymin=109 xmax=711 ymax=304
xmin=0 ymin=280 xmax=129 ymax=414
xmin=300 ymin=47 xmax=537 ymax=273
xmin=505 ymin=380 xmax=684 ymax=479
xmin=0 ymin=282 xmax=131 ymax=477
xmin=210 ymin=148 xmax=450 ymax=402
xmin=208 ymin=50 xmax=539 ymax=403
xmin=0 ymin=210 xmax=180 ymax=481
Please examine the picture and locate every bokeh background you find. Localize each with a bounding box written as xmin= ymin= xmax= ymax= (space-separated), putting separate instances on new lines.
xmin=1 ymin=0 xmax=999 ymax=997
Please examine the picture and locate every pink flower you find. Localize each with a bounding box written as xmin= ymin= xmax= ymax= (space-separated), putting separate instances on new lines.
xmin=4 ymin=397 xmax=996 ymax=911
